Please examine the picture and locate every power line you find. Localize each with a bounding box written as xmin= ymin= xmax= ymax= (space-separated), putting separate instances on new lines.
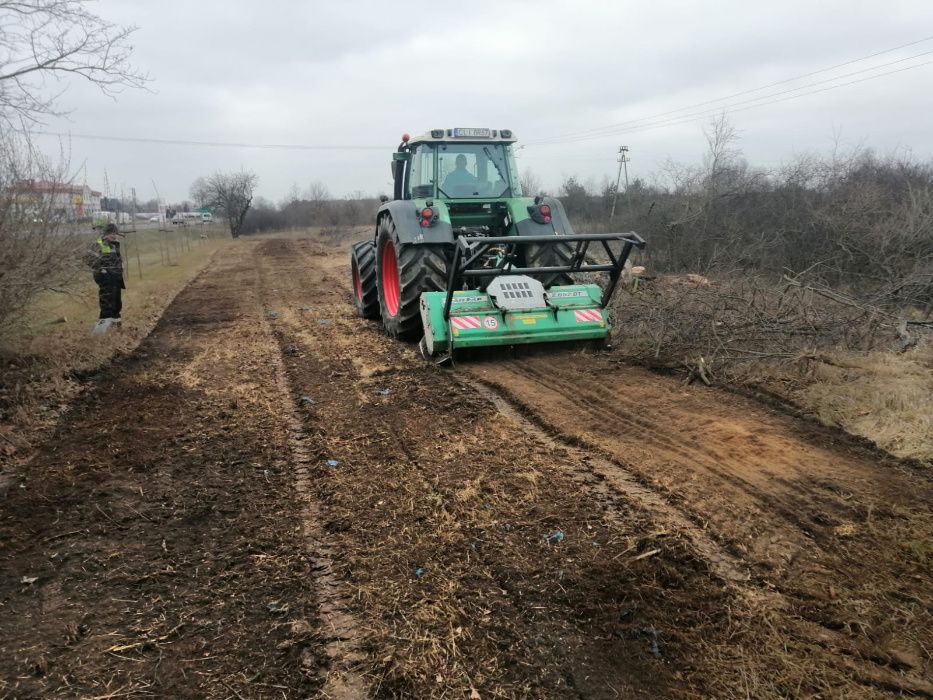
xmin=30 ymin=38 xmax=933 ymax=154
xmin=32 ymin=131 xmax=386 ymax=150
xmin=529 ymin=48 xmax=933 ymax=145
xmin=527 ymin=58 xmax=933 ymax=146
xmin=528 ymin=34 xmax=933 ymax=145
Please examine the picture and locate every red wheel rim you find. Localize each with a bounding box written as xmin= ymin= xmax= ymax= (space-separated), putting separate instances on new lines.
xmin=352 ymin=259 xmax=363 ymax=301
xmin=381 ymin=240 xmax=400 ymax=317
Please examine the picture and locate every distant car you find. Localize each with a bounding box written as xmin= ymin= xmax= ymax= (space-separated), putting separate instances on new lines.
xmin=201 ymin=213 xmax=213 ymax=223
xmin=149 ymin=216 xmax=160 ymax=222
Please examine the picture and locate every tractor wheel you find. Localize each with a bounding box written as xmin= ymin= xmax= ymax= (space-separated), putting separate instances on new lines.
xmin=351 ymin=240 xmax=379 ymax=318
xmin=525 ymin=240 xmax=575 ymax=288
xmin=376 ymin=216 xmax=447 ymax=340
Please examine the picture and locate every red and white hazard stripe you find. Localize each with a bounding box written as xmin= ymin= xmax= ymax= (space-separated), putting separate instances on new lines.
xmin=574 ymin=309 xmax=603 ymax=323
xmin=450 ymin=315 xmax=482 ymax=330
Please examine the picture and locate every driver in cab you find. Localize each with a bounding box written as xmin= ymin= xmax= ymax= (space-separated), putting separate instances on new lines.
xmin=443 ymin=154 xmax=477 ymax=191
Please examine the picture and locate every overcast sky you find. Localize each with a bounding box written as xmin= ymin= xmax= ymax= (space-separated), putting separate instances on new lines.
xmin=28 ymin=0 xmax=933 ymax=204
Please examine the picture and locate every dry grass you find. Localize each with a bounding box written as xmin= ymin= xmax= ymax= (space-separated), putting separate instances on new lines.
xmin=612 ymin=273 xmax=933 ymax=465
xmin=796 ymin=340 xmax=933 ymax=462
xmin=0 ymin=226 xmax=230 ymax=459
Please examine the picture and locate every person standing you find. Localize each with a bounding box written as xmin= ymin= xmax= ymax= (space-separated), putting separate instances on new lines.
xmin=88 ymin=223 xmax=125 ymax=331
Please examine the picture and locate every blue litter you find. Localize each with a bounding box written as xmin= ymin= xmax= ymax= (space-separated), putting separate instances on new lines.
xmin=645 ymin=627 xmax=661 ymax=657
xmin=415 ymin=567 xmax=426 ymax=578
xmin=284 ymin=345 xmax=299 ymax=355
xmin=326 ymin=459 xmax=339 ymax=467
xmin=376 ymin=388 xmax=391 ymax=396
xmin=319 ymin=320 xmax=331 ymax=326
xmin=299 ymin=395 xmax=315 ymax=405
xmin=547 ymin=530 xmax=565 ymax=543
xmin=615 ymin=626 xmax=661 ymax=657
xmin=268 ymin=311 xmax=279 ymax=318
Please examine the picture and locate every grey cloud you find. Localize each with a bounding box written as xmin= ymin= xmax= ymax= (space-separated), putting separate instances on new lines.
xmin=28 ymin=0 xmax=933 ymax=202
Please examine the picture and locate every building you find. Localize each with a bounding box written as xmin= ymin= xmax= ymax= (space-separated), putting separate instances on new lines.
xmin=13 ymin=181 xmax=102 ymax=220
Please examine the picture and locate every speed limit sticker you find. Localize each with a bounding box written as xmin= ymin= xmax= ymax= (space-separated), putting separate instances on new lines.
xmin=482 ymin=316 xmax=499 ymax=330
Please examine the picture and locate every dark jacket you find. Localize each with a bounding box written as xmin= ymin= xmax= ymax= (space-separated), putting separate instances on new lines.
xmin=90 ymin=238 xmax=125 ymax=287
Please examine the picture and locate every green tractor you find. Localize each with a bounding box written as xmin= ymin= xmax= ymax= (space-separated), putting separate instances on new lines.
xmin=350 ymin=128 xmax=644 ymax=361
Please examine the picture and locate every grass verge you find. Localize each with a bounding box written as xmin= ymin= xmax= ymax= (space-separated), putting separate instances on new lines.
xmin=0 ymin=226 xmax=230 ymax=463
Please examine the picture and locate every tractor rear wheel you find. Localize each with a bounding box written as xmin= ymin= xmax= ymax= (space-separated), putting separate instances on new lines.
xmin=376 ymin=216 xmax=447 ymax=340
xmin=525 ymin=240 xmax=575 ymax=288
xmin=351 ymin=240 xmax=379 ymax=318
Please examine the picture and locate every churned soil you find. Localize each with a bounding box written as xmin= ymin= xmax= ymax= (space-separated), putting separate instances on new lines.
xmin=2 ymin=233 xmax=930 ymax=699
xmin=1 ymin=244 xmax=328 ymax=698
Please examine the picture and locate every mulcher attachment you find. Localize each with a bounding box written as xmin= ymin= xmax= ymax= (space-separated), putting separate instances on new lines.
xmin=418 ymin=232 xmax=645 ymax=361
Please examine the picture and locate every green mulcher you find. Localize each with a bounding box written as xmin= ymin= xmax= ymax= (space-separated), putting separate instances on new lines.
xmin=350 ymin=127 xmax=645 ymax=363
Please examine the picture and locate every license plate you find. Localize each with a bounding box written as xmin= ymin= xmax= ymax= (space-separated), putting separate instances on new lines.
xmin=453 ymin=128 xmax=491 ymax=138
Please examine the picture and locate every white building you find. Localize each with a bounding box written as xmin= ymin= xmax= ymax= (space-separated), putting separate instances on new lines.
xmin=15 ymin=181 xmax=102 ymax=219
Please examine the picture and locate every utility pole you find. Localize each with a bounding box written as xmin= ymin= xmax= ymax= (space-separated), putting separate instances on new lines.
xmin=152 ymin=179 xmax=170 ymax=265
xmin=130 ymin=187 xmax=142 ymax=279
xmin=609 ymin=145 xmax=630 ymax=220
xmin=102 ymin=169 xmax=111 ymax=223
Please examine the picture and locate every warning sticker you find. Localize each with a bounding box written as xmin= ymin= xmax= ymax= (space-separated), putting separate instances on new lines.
xmin=549 ymin=290 xmax=589 ymax=299
xmin=574 ymin=309 xmax=604 ymax=323
xmin=482 ymin=316 xmax=499 ymax=330
xmin=453 ymin=295 xmax=487 ymax=304
xmin=451 ymin=315 xmax=481 ymax=330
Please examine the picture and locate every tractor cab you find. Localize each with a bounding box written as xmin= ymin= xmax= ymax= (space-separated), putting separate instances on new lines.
xmin=392 ymin=128 xmax=520 ymax=199
xmin=392 ymin=129 xmax=522 ymax=235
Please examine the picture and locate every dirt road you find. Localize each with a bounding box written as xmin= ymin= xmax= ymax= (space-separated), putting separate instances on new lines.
xmin=1 ymin=234 xmax=930 ymax=698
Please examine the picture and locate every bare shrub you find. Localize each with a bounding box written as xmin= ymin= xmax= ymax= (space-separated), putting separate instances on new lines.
xmin=546 ymin=115 xmax=931 ymax=395
xmin=612 ymin=274 xmax=899 ymax=385
xmin=0 ymin=132 xmax=82 ymax=335
xmin=241 ymin=186 xmax=380 ymax=235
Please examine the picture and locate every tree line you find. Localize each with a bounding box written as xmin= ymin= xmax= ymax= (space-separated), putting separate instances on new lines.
xmin=552 ymin=118 xmax=932 ymax=315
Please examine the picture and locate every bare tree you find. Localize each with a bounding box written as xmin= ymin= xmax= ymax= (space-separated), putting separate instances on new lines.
xmin=520 ymin=168 xmax=542 ymax=197
xmin=189 ymin=177 xmax=210 ymax=208
xmin=281 ymin=183 xmax=300 ymax=207
xmin=200 ymin=171 xmax=257 ymax=238
xmin=701 ymin=113 xmax=741 ymax=194
xmin=303 ymin=181 xmax=330 ymax=203
xmin=0 ymin=1 xmax=149 ymax=129
xmin=303 ymin=180 xmax=331 ymax=226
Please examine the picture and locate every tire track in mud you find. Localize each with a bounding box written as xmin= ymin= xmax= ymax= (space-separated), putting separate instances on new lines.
xmin=469 ymin=356 xmax=933 ymax=695
xmin=466 ymin=380 xmax=753 ymax=586
xmin=253 ymin=237 xmax=746 ymax=698
xmin=477 ymin=359 xmax=845 ymax=550
xmin=264 ymin=242 xmax=931 ymax=697
xmin=466 ymin=374 xmax=933 ymax=698
xmin=263 ymin=235 xmax=932 ymax=697
xmin=254 ymin=253 xmax=370 ymax=699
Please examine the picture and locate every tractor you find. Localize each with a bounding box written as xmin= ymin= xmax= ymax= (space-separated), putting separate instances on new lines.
xmin=350 ymin=128 xmax=645 ymax=361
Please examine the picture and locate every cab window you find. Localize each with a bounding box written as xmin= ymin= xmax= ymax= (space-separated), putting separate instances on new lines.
xmin=408 ymin=145 xmax=436 ymax=198
xmin=437 ymin=143 xmax=512 ymax=198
